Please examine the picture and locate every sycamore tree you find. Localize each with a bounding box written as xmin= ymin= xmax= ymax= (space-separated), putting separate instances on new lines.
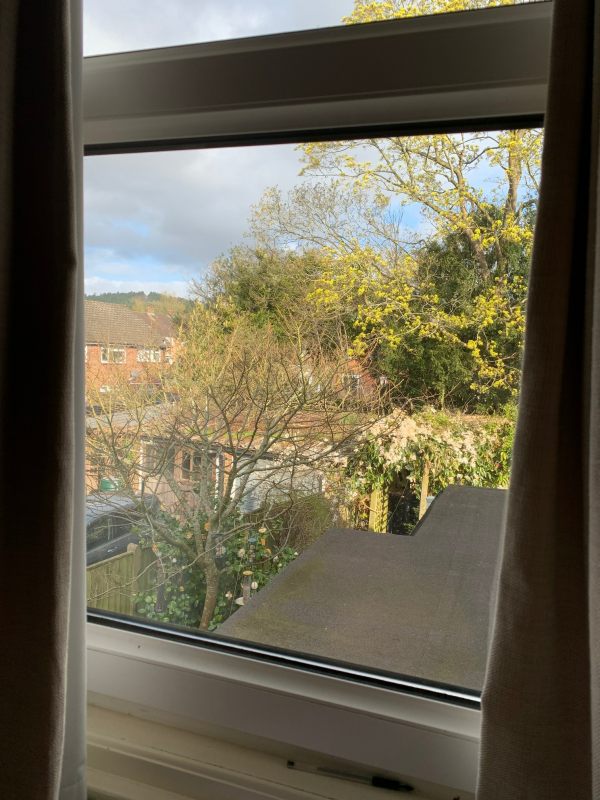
xmin=87 ymin=291 xmax=386 ymax=630
xmin=300 ymin=130 xmax=539 ymax=282
xmin=252 ymin=185 xmax=533 ymax=408
xmin=248 ymin=0 xmax=541 ymax=412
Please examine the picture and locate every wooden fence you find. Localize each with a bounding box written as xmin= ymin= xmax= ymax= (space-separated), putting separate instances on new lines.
xmin=368 ymin=486 xmax=389 ymax=533
xmin=87 ymin=544 xmax=156 ymax=615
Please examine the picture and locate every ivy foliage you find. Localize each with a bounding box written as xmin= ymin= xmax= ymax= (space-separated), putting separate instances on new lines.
xmin=348 ymin=407 xmax=516 ymax=501
xmin=133 ymin=509 xmax=298 ymax=630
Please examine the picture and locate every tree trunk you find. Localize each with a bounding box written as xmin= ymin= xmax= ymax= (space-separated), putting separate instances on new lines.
xmin=472 ymin=239 xmax=491 ymax=283
xmin=155 ymin=558 xmax=167 ymax=615
xmin=419 ymin=461 xmax=430 ymax=520
xmin=200 ymin=557 xmax=220 ymax=629
xmin=504 ymin=130 xmax=522 ymax=220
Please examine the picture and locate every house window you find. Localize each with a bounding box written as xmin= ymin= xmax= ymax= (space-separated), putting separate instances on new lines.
xmin=181 ymin=451 xmax=202 ymax=481
xmin=137 ymin=348 xmax=161 ymax=363
xmin=142 ymin=442 xmax=161 ymax=473
xmin=140 ymin=441 xmax=176 ymax=487
xmin=343 ymin=373 xmax=362 ymax=393
xmin=100 ymin=346 xmax=125 ymax=364
xmin=83 ymin=2 xmax=551 ymax=792
xmin=86 ymin=517 xmax=110 ymax=547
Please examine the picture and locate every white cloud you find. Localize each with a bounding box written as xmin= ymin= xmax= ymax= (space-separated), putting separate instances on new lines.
xmin=84 ymin=143 xmax=308 ymax=289
xmin=84 ymin=0 xmax=353 ymax=56
xmin=83 ymin=1 xmax=356 ymax=295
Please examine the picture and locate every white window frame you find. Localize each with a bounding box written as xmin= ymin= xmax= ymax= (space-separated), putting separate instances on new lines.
xmin=100 ymin=344 xmax=126 ymax=364
xmin=84 ymin=4 xmax=552 ymax=795
xmin=137 ymin=347 xmax=162 ymax=362
xmin=180 ymin=448 xmax=203 ymax=482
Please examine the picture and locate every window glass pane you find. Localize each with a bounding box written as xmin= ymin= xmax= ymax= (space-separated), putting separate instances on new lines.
xmin=87 ymin=518 xmax=110 ymax=547
xmin=110 ymin=517 xmax=131 ymax=540
xmin=138 ymin=348 xmax=161 ymax=363
xmin=85 ymin=127 xmax=541 ymax=694
xmin=84 ymin=0 xmax=544 ymax=56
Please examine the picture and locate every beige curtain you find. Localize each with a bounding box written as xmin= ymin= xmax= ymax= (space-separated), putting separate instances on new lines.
xmin=478 ymin=0 xmax=600 ymax=798
xmin=0 ymin=2 xmax=85 ymax=799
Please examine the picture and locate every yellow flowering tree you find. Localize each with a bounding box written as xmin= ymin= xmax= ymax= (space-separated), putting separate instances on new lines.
xmin=304 ymin=0 xmax=541 ymax=280
xmin=345 ymin=0 xmax=527 ymax=24
xmin=250 ymin=1 xmax=539 ymax=409
xmin=301 ymin=129 xmax=539 ymax=284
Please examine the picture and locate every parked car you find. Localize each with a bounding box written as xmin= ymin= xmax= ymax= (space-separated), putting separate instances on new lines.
xmin=86 ymin=493 xmax=159 ymax=566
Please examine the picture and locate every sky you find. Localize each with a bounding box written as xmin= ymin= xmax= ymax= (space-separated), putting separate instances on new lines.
xmin=84 ymin=0 xmax=354 ymax=56
xmin=84 ymin=1 xmax=357 ymax=297
xmin=84 ymin=144 xmax=312 ymax=297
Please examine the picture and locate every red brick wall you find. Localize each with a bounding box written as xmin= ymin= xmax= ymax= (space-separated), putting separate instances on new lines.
xmin=85 ymin=343 xmax=171 ymax=394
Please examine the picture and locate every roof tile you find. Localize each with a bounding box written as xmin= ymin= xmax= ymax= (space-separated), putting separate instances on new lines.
xmin=85 ymin=300 xmax=175 ymax=348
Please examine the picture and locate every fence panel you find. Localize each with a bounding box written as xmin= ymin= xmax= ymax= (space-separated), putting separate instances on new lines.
xmin=87 ymin=545 xmax=155 ymax=615
xmin=368 ymin=486 xmax=389 ymax=533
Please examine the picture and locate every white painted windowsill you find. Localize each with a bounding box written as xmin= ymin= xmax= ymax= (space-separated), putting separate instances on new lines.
xmin=87 ymin=623 xmax=480 ymax=799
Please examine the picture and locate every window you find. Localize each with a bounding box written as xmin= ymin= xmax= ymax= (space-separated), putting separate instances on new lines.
xmin=181 ymin=451 xmax=202 ymax=481
xmin=137 ymin=347 xmax=161 ymax=362
xmin=86 ymin=127 xmax=540 ymax=689
xmin=87 ymin=517 xmax=110 ymax=547
xmin=84 ymin=3 xmax=552 ymax=794
xmin=100 ymin=345 xmax=125 ymax=363
xmin=343 ymin=373 xmax=362 ymax=393
xmin=141 ymin=441 xmax=160 ymax=473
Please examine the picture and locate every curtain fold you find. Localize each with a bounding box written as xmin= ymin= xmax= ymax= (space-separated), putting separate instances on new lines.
xmin=0 ymin=2 xmax=85 ymax=799
xmin=477 ymin=0 xmax=600 ymax=798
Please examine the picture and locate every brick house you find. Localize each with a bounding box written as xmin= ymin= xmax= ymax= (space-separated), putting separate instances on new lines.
xmin=85 ymin=300 xmax=175 ymax=394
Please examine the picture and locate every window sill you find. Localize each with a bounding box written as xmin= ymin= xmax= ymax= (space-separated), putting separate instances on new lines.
xmin=87 ymin=622 xmax=481 ymax=796
xmin=88 ymin=705 xmax=464 ymax=800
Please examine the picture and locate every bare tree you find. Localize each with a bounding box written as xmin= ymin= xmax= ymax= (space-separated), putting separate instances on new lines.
xmin=87 ymin=302 xmax=387 ymax=629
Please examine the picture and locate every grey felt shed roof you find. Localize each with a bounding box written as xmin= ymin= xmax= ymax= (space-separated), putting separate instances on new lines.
xmin=219 ymin=484 xmax=506 ymax=691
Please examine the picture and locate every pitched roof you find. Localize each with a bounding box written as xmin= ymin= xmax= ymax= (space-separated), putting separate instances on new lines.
xmin=85 ymin=300 xmax=175 ymax=348
xmin=219 ymin=484 xmax=505 ymax=692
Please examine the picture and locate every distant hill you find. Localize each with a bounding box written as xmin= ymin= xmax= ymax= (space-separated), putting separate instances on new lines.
xmin=85 ymin=291 xmax=192 ymax=321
